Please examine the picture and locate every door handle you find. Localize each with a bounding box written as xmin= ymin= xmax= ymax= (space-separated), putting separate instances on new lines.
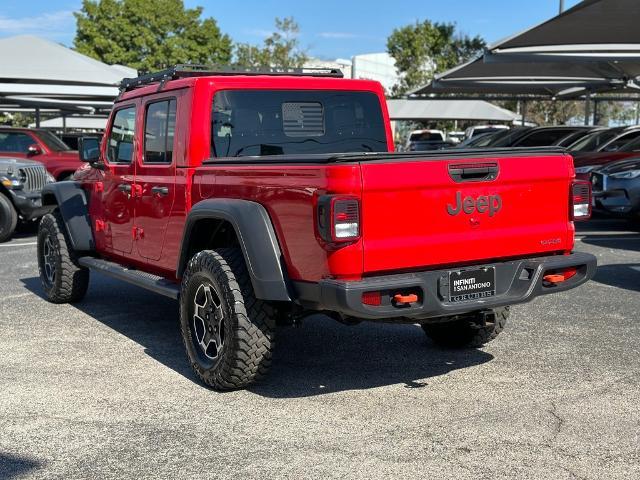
xmin=151 ymin=186 xmax=169 ymax=197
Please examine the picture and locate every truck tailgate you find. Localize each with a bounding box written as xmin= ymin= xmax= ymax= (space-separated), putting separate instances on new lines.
xmin=360 ymin=153 xmax=574 ymax=274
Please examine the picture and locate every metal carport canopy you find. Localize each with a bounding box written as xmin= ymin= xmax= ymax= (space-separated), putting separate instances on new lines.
xmin=410 ymin=0 xmax=640 ymax=98
xmin=0 ymin=35 xmax=136 ymax=120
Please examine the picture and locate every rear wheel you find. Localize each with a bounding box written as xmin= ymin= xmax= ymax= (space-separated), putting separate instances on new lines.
xmin=0 ymin=193 xmax=18 ymax=243
xmin=37 ymin=211 xmax=89 ymax=303
xmin=421 ymin=307 xmax=509 ymax=348
xmin=180 ymin=248 xmax=276 ymax=390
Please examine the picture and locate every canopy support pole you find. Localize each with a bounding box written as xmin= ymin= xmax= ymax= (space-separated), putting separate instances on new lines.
xmin=636 ymin=101 xmax=640 ymax=125
xmin=592 ymin=99 xmax=599 ymax=125
xmin=35 ymin=107 xmax=41 ymax=128
xmin=521 ymin=100 xmax=527 ymax=126
xmin=62 ymin=114 xmax=67 ymax=133
xmin=584 ymin=93 xmax=591 ymax=126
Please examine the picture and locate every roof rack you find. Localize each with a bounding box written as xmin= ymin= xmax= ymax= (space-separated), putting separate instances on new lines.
xmin=119 ymin=64 xmax=345 ymax=92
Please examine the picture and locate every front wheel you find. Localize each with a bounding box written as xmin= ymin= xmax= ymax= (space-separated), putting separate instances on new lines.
xmin=421 ymin=307 xmax=509 ymax=348
xmin=180 ymin=248 xmax=276 ymax=390
xmin=37 ymin=211 xmax=89 ymax=303
xmin=0 ymin=193 xmax=18 ymax=243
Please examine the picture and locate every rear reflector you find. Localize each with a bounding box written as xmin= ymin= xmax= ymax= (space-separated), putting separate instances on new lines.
xmin=362 ymin=291 xmax=381 ymax=306
xmin=571 ymin=181 xmax=592 ymax=221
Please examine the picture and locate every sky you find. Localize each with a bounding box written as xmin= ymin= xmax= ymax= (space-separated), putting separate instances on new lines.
xmin=0 ymin=0 xmax=583 ymax=60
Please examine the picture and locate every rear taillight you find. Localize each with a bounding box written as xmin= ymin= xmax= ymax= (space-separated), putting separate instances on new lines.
xmin=570 ymin=180 xmax=592 ymax=221
xmin=318 ymin=196 xmax=360 ymax=243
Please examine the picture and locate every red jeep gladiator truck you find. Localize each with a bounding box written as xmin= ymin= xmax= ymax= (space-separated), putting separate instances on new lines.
xmin=37 ymin=65 xmax=597 ymax=390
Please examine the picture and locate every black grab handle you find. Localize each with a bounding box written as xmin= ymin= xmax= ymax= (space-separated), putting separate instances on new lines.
xmin=448 ymin=163 xmax=499 ymax=182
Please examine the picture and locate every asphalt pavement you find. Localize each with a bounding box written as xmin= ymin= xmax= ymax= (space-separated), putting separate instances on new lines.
xmin=0 ymin=219 xmax=638 ymax=479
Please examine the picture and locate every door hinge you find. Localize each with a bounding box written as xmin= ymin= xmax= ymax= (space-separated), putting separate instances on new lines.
xmin=95 ymin=219 xmax=106 ymax=232
xmin=132 ymin=226 xmax=144 ymax=240
xmin=132 ymin=184 xmax=143 ymax=198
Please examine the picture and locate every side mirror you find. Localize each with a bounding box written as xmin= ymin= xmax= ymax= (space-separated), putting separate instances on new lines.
xmin=27 ymin=144 xmax=42 ymax=156
xmin=78 ymin=136 xmax=102 ymax=167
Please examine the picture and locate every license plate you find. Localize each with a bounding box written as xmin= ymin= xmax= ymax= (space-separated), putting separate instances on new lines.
xmin=449 ymin=267 xmax=496 ymax=303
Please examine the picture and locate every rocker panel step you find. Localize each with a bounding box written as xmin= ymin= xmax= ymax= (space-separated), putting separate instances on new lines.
xmin=78 ymin=257 xmax=180 ymax=299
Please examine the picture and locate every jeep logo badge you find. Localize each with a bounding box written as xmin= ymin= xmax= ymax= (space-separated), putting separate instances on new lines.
xmin=447 ymin=192 xmax=502 ymax=217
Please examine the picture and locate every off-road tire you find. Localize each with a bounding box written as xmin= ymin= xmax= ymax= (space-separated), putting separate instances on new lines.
xmin=180 ymin=248 xmax=276 ymax=390
xmin=0 ymin=193 xmax=18 ymax=243
xmin=421 ymin=307 xmax=509 ymax=348
xmin=37 ymin=211 xmax=89 ymax=303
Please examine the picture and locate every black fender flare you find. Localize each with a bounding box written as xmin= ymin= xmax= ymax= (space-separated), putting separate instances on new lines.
xmin=41 ymin=181 xmax=94 ymax=252
xmin=177 ymin=199 xmax=292 ymax=302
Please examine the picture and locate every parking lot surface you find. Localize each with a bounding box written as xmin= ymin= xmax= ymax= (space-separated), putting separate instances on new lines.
xmin=0 ymin=219 xmax=638 ymax=479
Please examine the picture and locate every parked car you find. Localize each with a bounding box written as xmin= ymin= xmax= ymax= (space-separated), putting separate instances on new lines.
xmin=591 ymin=157 xmax=640 ymax=220
xmin=491 ymin=126 xmax=592 ymax=148
xmin=568 ymin=127 xmax=625 ymax=152
xmin=594 ymin=126 xmax=640 ymax=153
xmin=573 ymin=128 xmax=640 ymax=179
xmin=455 ymin=131 xmax=502 ymax=148
xmin=405 ymin=129 xmax=453 ymax=151
xmin=463 ymin=124 xmax=509 ymax=139
xmin=0 ymin=157 xmax=54 ymax=242
xmin=0 ymin=127 xmax=83 ymax=180
xmin=39 ymin=66 xmax=596 ymax=390
xmin=446 ymin=131 xmax=465 ymax=144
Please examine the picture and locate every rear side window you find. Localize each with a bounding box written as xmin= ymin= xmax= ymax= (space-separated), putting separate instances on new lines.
xmin=144 ymin=99 xmax=177 ymax=164
xmin=0 ymin=132 xmax=34 ymax=153
xmin=107 ymin=107 xmax=136 ymax=164
xmin=211 ymin=90 xmax=387 ymax=158
xmin=602 ymin=130 xmax=640 ymax=152
xmin=516 ymin=129 xmax=577 ymax=147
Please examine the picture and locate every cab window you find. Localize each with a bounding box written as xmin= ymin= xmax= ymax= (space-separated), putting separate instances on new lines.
xmin=107 ymin=107 xmax=136 ymax=164
xmin=144 ymin=99 xmax=177 ymax=164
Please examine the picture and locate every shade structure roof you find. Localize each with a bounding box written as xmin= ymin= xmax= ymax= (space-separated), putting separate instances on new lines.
xmin=0 ymin=35 xmax=136 ymax=113
xmin=29 ymin=115 xmax=109 ymax=130
xmin=386 ymin=99 xmax=518 ymax=122
xmin=411 ymin=0 xmax=640 ymax=98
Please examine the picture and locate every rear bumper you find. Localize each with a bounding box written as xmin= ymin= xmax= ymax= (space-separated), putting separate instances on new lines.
xmin=294 ymin=252 xmax=597 ymax=321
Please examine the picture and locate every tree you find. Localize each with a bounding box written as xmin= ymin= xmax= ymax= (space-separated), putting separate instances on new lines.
xmin=387 ymin=20 xmax=485 ymax=97
xmin=74 ymin=0 xmax=232 ymax=72
xmin=234 ymin=17 xmax=308 ymax=69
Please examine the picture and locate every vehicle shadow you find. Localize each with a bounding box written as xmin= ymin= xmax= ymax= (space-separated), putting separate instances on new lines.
xmin=591 ymin=263 xmax=640 ymax=293
xmin=21 ymin=274 xmax=494 ymax=398
xmin=0 ymin=452 xmax=42 ymax=479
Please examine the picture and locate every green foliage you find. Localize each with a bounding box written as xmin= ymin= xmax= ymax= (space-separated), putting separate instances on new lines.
xmin=234 ymin=17 xmax=308 ymax=69
xmin=73 ymin=0 xmax=232 ymax=72
xmin=387 ymin=20 xmax=485 ymax=97
xmin=0 ymin=113 xmax=34 ymax=127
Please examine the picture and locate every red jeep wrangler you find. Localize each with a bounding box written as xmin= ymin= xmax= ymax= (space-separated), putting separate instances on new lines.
xmin=0 ymin=127 xmax=83 ymax=180
xmin=38 ymin=66 xmax=597 ymax=390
